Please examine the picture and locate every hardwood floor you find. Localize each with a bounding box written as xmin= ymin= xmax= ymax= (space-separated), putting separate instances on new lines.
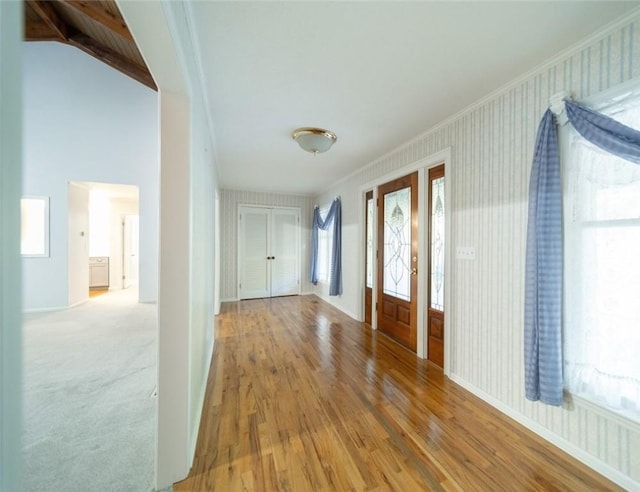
xmin=175 ymin=295 xmax=619 ymax=491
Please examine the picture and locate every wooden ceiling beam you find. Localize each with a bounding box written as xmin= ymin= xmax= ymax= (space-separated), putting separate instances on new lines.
xmin=25 ymin=0 xmax=67 ymax=41
xmin=25 ymin=20 xmax=62 ymax=41
xmin=68 ymin=33 xmax=157 ymax=91
xmin=64 ymin=1 xmax=134 ymax=42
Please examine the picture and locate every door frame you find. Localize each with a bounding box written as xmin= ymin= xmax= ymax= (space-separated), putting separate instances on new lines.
xmin=236 ymin=204 xmax=301 ymax=300
xmin=358 ymin=148 xmax=451 ymax=374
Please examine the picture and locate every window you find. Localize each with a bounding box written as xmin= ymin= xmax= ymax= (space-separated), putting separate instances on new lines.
xmin=562 ymin=91 xmax=640 ymax=421
xmin=316 ymin=205 xmax=332 ymax=283
xmin=21 ymin=196 xmax=49 ymax=257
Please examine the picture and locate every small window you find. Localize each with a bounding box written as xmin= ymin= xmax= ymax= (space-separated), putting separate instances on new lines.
xmin=21 ymin=196 xmax=50 ymax=257
xmin=562 ymin=91 xmax=640 ymax=422
xmin=316 ymin=205 xmax=332 ymax=284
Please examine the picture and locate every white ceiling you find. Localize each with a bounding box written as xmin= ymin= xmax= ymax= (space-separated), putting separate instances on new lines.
xmin=189 ymin=1 xmax=639 ymax=195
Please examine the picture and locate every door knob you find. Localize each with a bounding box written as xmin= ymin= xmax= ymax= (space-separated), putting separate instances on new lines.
xmin=411 ymin=267 xmax=417 ymax=275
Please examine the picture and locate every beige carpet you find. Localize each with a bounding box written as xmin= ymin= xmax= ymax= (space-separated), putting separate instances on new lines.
xmin=23 ymin=288 xmax=157 ymax=492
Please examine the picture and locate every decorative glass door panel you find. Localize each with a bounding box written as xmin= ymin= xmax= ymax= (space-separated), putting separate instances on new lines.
xmin=428 ymin=165 xmax=445 ymax=367
xmin=377 ymin=172 xmax=418 ymax=351
xmin=366 ymin=195 xmax=374 ymax=289
xmin=430 ymin=176 xmax=445 ymax=311
xmin=364 ymin=191 xmax=374 ymax=325
xmin=383 ymin=187 xmax=411 ymax=301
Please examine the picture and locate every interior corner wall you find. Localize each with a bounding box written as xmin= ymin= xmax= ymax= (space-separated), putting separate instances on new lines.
xmin=315 ymin=13 xmax=640 ymax=489
xmin=116 ymin=1 xmax=221 ymax=487
xmin=67 ymin=183 xmax=89 ymax=307
xmin=188 ymin=94 xmax=217 ymax=457
xmin=313 ymin=184 xmax=362 ymax=321
xmin=219 ymin=189 xmax=315 ymax=301
xmin=22 ymin=42 xmax=159 ymax=311
xmin=1 ymin=1 xmax=23 ymax=490
xmin=156 ymin=89 xmax=191 ymax=486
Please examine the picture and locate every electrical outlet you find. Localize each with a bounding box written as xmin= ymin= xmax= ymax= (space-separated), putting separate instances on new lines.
xmin=456 ymin=246 xmax=476 ymax=260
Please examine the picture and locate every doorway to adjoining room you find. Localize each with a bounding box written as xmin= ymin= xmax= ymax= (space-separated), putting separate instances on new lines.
xmin=68 ymin=181 xmax=140 ymax=301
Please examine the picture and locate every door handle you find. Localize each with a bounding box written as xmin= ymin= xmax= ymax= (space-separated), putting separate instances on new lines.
xmin=411 ymin=267 xmax=417 ymax=275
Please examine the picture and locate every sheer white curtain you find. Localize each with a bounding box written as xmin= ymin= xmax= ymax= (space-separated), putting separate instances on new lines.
xmin=563 ymin=93 xmax=640 ymax=420
xmin=315 ymin=206 xmax=332 ymax=283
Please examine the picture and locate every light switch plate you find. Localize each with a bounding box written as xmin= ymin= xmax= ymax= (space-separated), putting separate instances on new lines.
xmin=456 ymin=246 xmax=476 ymax=260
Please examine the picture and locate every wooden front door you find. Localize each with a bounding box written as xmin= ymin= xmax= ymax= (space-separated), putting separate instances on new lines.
xmin=427 ymin=165 xmax=445 ymax=367
xmin=377 ymin=172 xmax=418 ymax=351
xmin=364 ymin=190 xmax=374 ymax=325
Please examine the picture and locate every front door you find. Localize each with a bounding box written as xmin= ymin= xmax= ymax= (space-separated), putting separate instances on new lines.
xmin=377 ymin=172 xmax=418 ymax=351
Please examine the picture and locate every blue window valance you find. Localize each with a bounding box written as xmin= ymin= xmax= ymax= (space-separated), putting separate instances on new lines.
xmin=310 ymin=198 xmax=342 ymax=296
xmin=525 ymin=98 xmax=640 ymax=406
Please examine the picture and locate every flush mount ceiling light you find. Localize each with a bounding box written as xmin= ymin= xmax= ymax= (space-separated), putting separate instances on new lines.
xmin=292 ymin=127 xmax=337 ymax=155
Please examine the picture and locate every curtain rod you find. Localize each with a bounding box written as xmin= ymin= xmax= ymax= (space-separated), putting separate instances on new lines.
xmin=549 ymin=90 xmax=572 ymax=124
xmin=313 ymin=196 xmax=341 ymax=209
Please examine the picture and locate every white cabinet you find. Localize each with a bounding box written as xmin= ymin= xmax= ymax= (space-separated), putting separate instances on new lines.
xmin=238 ymin=206 xmax=300 ymax=300
xmin=89 ymin=256 xmax=109 ymax=288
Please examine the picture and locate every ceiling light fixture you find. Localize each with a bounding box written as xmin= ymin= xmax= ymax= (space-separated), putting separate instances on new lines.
xmin=292 ymin=127 xmax=337 ymax=155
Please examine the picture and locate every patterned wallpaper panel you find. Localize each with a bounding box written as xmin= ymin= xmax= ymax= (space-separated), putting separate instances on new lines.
xmin=314 ymin=13 xmax=640 ymax=488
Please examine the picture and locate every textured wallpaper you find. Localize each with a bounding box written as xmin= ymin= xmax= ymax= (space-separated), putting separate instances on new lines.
xmin=314 ymin=13 xmax=640 ymax=489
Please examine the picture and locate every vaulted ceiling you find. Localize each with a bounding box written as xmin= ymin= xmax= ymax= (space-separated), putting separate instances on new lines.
xmin=24 ymin=2 xmax=640 ymax=196
xmin=23 ymin=0 xmax=155 ymax=90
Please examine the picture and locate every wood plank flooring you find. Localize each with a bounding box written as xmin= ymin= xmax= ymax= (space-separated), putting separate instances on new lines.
xmin=175 ymin=295 xmax=619 ymax=491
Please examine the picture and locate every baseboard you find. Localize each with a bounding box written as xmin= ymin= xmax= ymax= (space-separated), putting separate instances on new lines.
xmin=189 ymin=337 xmax=215 ymax=462
xmin=68 ymin=298 xmax=89 ymax=309
xmin=449 ymin=374 xmax=640 ymax=491
xmin=23 ymin=305 xmax=67 ymax=314
xmin=222 ymin=293 xmax=315 ymax=301
xmin=315 ymin=294 xmax=361 ymax=321
xmin=24 ymin=298 xmax=88 ymax=314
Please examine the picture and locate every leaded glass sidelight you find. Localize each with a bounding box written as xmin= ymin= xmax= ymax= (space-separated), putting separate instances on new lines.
xmin=430 ymin=176 xmax=445 ymax=311
xmin=366 ymin=197 xmax=374 ymax=288
xmin=383 ymin=187 xmax=411 ymax=301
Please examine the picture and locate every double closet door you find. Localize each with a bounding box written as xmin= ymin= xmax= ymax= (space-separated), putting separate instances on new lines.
xmin=238 ymin=206 xmax=301 ymax=300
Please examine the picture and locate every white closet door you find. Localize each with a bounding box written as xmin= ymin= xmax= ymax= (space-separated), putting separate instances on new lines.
xmin=271 ymin=209 xmax=300 ymax=297
xmin=239 ymin=207 xmax=270 ymax=299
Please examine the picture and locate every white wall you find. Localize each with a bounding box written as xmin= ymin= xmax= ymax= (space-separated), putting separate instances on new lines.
xmin=156 ymin=90 xmax=191 ymax=485
xmin=67 ymin=183 xmax=89 ymax=307
xmin=22 ymin=42 xmax=159 ymax=310
xmin=118 ymin=1 xmax=220 ymax=488
xmin=188 ymin=92 xmax=218 ymax=459
xmin=220 ymin=189 xmax=315 ymax=300
xmin=315 ymin=12 xmax=640 ymax=489
xmin=0 ymin=2 xmax=23 ymax=489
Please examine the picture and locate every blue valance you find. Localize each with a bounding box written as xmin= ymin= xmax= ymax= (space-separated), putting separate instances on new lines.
xmin=310 ymin=198 xmax=342 ymax=296
xmin=524 ymin=99 xmax=640 ymax=406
